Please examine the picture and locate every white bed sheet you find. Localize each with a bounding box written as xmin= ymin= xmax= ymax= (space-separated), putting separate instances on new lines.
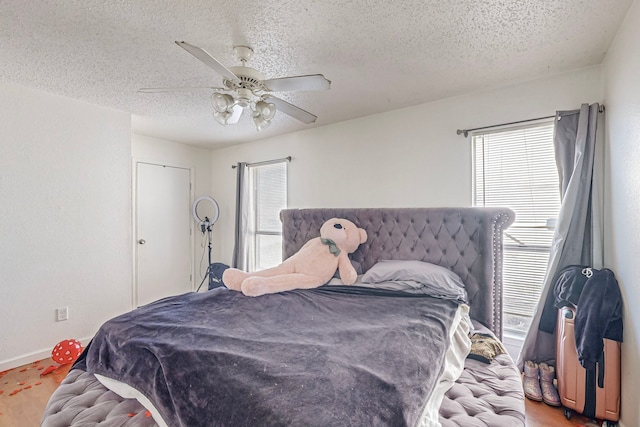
xmin=419 ymin=303 xmax=472 ymax=426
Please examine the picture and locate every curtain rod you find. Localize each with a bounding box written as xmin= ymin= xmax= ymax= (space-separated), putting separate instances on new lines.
xmin=231 ymin=156 xmax=291 ymax=169
xmin=456 ymin=105 xmax=605 ymax=137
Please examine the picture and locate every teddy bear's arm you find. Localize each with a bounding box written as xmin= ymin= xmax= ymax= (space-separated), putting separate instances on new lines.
xmin=337 ymin=253 xmax=358 ymax=285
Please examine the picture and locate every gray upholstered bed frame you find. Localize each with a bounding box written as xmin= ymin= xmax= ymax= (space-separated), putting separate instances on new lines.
xmin=42 ymin=206 xmax=519 ymax=427
xmin=281 ymin=207 xmax=515 ymax=339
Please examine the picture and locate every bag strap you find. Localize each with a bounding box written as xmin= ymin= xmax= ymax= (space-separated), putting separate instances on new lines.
xmin=584 ymin=366 xmax=596 ymax=418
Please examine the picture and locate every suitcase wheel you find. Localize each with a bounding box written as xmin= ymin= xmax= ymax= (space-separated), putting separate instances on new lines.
xmin=563 ymin=408 xmax=572 ymax=420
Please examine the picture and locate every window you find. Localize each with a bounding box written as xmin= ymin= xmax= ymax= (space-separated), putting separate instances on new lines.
xmin=473 ymin=122 xmax=560 ymax=336
xmin=248 ymin=160 xmax=288 ymax=271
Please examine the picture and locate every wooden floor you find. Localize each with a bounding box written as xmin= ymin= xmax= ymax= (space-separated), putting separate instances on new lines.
xmin=525 ymin=398 xmax=600 ymax=427
xmin=0 ymin=358 xmax=71 ymax=427
xmin=0 ymin=359 xmax=601 ymax=427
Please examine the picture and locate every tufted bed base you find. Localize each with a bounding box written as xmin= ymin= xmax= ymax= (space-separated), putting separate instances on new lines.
xmin=43 ymin=345 xmax=524 ymax=427
xmin=42 ymin=207 xmax=525 ymax=427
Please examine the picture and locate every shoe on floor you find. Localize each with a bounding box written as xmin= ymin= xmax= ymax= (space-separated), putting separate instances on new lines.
xmin=539 ymin=363 xmax=561 ymax=406
xmin=523 ymin=360 xmax=543 ymax=401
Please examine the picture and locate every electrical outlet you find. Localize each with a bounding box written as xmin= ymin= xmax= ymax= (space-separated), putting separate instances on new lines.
xmin=56 ymin=307 xmax=69 ymax=322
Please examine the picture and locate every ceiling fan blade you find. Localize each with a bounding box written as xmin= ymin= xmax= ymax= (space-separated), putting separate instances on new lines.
xmin=138 ymin=86 xmax=220 ymax=93
xmin=262 ymin=74 xmax=331 ymax=92
xmin=175 ymin=41 xmax=239 ymax=81
xmin=263 ymin=95 xmax=318 ymax=124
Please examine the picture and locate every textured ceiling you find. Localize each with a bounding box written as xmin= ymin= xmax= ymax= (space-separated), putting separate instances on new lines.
xmin=0 ymin=0 xmax=633 ymax=148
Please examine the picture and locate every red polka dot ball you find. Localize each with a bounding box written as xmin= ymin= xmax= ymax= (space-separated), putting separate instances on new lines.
xmin=52 ymin=339 xmax=83 ymax=365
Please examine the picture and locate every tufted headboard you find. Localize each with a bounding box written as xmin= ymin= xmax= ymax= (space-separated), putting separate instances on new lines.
xmin=280 ymin=207 xmax=515 ymax=339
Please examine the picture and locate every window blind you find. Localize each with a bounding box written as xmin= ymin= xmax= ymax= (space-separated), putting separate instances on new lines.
xmin=473 ymin=122 xmax=560 ymax=334
xmin=250 ymin=161 xmax=288 ymax=270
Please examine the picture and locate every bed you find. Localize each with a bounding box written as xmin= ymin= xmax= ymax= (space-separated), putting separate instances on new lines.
xmin=41 ymin=207 xmax=524 ymax=427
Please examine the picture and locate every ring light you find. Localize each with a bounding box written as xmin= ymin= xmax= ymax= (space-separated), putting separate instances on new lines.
xmin=192 ymin=196 xmax=220 ymax=226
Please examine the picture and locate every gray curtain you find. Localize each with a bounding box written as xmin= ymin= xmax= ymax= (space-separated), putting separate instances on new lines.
xmin=517 ymin=103 xmax=603 ymax=367
xmin=231 ymin=162 xmax=251 ymax=269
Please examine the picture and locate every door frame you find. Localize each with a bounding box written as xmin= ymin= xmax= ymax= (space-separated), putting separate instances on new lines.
xmin=131 ymin=157 xmax=195 ymax=309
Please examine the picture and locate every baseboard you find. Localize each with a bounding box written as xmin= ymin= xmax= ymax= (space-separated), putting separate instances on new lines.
xmin=0 ymin=336 xmax=93 ymax=372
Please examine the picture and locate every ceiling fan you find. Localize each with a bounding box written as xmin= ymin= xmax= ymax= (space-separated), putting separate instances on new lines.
xmin=139 ymin=41 xmax=331 ymax=131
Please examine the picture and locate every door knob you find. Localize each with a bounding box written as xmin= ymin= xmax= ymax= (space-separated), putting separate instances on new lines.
xmin=138 ymin=239 xmax=146 ymax=245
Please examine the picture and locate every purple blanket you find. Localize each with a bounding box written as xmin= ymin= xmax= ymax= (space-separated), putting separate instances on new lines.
xmin=75 ymin=286 xmax=461 ymax=427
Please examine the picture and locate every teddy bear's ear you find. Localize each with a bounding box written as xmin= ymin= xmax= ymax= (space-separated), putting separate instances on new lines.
xmin=358 ymin=228 xmax=368 ymax=244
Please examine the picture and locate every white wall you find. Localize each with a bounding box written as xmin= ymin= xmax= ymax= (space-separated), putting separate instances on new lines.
xmin=131 ymin=134 xmax=213 ymax=287
xmin=210 ymin=67 xmax=603 ymax=266
xmin=603 ymin=1 xmax=640 ymax=426
xmin=0 ymin=83 xmax=132 ymax=370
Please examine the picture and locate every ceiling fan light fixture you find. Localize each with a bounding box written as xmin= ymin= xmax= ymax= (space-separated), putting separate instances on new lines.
xmin=211 ymin=92 xmax=234 ymax=113
xmin=234 ymin=88 xmax=253 ymax=108
xmin=212 ymin=109 xmax=231 ymax=125
xmin=253 ymin=114 xmax=272 ymax=132
xmin=252 ymin=100 xmax=276 ymax=131
xmin=255 ymin=100 xmax=276 ymax=121
xmin=212 ymin=104 xmax=243 ymax=126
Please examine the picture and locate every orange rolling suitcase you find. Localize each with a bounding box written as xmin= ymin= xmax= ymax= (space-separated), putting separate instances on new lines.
xmin=556 ymin=306 xmax=621 ymax=426
xmin=554 ymin=266 xmax=622 ymax=427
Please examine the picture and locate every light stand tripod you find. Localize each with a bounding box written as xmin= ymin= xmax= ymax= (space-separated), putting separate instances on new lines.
xmin=197 ymin=217 xmax=223 ymax=291
xmin=192 ymin=196 xmax=223 ymax=291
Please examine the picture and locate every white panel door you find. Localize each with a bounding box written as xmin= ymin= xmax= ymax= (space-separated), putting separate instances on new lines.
xmin=136 ymin=162 xmax=192 ymax=307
